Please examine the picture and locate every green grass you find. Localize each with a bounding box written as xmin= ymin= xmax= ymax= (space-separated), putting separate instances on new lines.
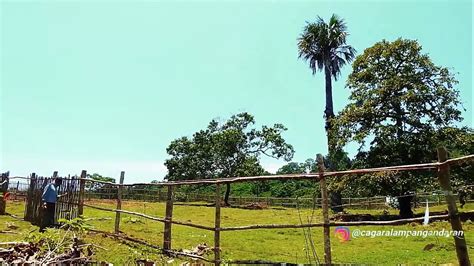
xmin=1 ymin=200 xmax=473 ymax=264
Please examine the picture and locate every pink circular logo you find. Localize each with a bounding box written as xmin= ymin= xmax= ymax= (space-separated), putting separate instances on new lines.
xmin=335 ymin=226 xmax=350 ymax=242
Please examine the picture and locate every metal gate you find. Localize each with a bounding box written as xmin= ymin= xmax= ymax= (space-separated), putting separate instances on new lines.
xmin=24 ymin=175 xmax=82 ymax=226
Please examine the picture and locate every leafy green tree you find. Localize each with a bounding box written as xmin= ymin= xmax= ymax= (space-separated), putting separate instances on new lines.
xmin=165 ymin=112 xmax=294 ymax=206
xmin=298 ymin=14 xmax=356 ymax=209
xmin=333 ymin=38 xmax=464 ymax=218
xmin=85 ymin=173 xmax=116 ymax=199
xmin=86 ymin=173 xmax=115 ymax=190
xmin=270 ymin=159 xmax=317 ymax=198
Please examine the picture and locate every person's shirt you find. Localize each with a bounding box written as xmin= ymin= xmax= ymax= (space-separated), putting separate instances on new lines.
xmin=42 ymin=183 xmax=58 ymax=203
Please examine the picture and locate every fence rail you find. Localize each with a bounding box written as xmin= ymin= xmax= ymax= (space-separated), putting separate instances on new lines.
xmin=82 ymin=190 xmax=472 ymax=209
xmin=2 ymin=151 xmax=473 ymax=265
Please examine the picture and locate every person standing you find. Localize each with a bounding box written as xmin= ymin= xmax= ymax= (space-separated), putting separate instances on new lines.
xmin=40 ymin=178 xmax=64 ymax=232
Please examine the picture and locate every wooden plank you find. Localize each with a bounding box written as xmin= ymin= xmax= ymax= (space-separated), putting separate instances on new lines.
xmin=115 ymin=171 xmax=125 ymax=234
xmin=214 ymin=184 xmax=221 ymax=266
xmin=163 ymin=185 xmax=174 ymax=250
xmin=437 ymin=147 xmax=470 ymax=266
xmin=78 ymin=170 xmax=86 ymax=216
xmin=317 ymin=154 xmax=331 ymax=265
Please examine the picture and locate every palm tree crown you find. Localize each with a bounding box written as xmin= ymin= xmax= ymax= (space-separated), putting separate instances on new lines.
xmin=298 ymin=14 xmax=356 ymax=79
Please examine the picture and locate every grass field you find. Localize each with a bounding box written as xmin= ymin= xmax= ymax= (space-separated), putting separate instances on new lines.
xmin=1 ymin=200 xmax=473 ymax=264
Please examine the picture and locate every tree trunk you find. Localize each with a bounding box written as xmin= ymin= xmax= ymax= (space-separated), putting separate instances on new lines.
xmin=398 ymin=195 xmax=414 ymax=218
xmin=324 ymin=65 xmax=343 ymax=212
xmin=324 ymin=66 xmax=335 ymax=135
xmin=330 ymin=191 xmax=343 ymax=213
xmin=394 ymin=100 xmax=414 ymax=218
xmin=224 ymin=183 xmax=231 ymax=206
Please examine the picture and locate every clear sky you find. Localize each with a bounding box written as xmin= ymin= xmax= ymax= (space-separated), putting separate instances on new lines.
xmin=1 ymin=0 xmax=472 ymax=183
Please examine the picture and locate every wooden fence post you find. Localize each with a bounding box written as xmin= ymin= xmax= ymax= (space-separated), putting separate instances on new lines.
xmin=24 ymin=173 xmax=36 ymax=221
xmin=317 ymin=154 xmax=332 ymax=265
xmin=214 ymin=183 xmax=221 ymax=265
xmin=115 ymin=171 xmax=125 ymax=234
xmin=15 ymin=181 xmax=19 ymax=200
xmin=78 ymin=170 xmax=86 ymax=216
xmin=437 ymin=147 xmax=470 ymax=266
xmin=0 ymin=172 xmax=10 ymax=215
xmin=163 ymin=185 xmax=174 ymax=251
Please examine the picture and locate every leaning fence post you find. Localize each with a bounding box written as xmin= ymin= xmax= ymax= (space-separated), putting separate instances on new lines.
xmin=78 ymin=170 xmax=87 ymax=216
xmin=115 ymin=171 xmax=125 ymax=234
xmin=214 ymin=183 xmax=221 ymax=265
xmin=317 ymin=154 xmax=332 ymax=265
xmin=163 ymin=185 xmax=174 ymax=251
xmin=437 ymin=147 xmax=470 ymax=266
xmin=0 ymin=172 xmax=10 ymax=215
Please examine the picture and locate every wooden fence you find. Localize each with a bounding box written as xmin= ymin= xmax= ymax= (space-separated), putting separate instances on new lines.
xmin=83 ymin=189 xmax=471 ymax=209
xmin=2 ymin=149 xmax=473 ymax=265
xmin=23 ymin=172 xmax=84 ymax=225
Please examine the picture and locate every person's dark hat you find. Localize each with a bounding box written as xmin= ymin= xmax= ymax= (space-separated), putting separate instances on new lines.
xmin=54 ymin=177 xmax=63 ymax=185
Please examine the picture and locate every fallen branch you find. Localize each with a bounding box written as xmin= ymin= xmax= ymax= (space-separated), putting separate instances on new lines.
xmin=0 ymin=242 xmax=29 ymax=246
xmin=87 ymin=229 xmax=213 ymax=262
xmin=84 ymin=217 xmax=112 ymax=221
xmin=54 ymin=256 xmax=90 ymax=264
xmin=83 ymin=203 xmax=214 ymax=231
xmin=0 ymin=230 xmax=17 ymax=234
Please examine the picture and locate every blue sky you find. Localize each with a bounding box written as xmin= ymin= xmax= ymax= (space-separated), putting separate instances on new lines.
xmin=1 ymin=0 xmax=472 ymax=183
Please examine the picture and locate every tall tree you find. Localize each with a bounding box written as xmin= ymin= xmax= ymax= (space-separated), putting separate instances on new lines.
xmin=298 ymin=14 xmax=356 ymax=148
xmin=333 ymin=39 xmax=463 ymax=218
xmin=165 ymin=112 xmax=294 ymax=206
xmin=298 ymin=14 xmax=356 ymax=210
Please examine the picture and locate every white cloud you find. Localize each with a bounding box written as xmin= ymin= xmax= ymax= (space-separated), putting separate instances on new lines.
xmin=261 ymin=161 xmax=286 ymax=174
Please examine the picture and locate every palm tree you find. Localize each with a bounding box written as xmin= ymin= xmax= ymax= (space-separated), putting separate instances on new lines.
xmin=298 ymin=14 xmax=356 ymax=149
xmin=298 ymin=14 xmax=356 ymax=211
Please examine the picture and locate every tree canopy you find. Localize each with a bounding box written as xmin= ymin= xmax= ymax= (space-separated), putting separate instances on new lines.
xmin=333 ymin=38 xmax=466 ymax=217
xmin=165 ymin=112 xmax=294 ymax=205
xmin=298 ymin=14 xmax=356 ymax=80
